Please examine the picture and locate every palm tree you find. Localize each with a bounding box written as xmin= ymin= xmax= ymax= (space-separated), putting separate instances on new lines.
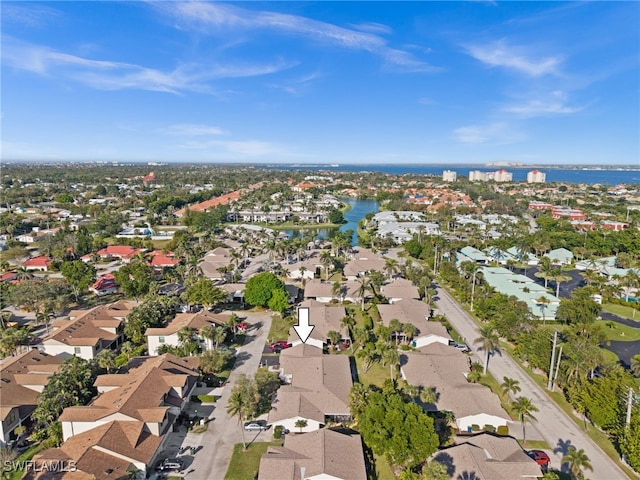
xmin=462 ymin=261 xmax=481 ymax=311
xmin=226 ymin=390 xmax=249 ymax=450
xmin=402 ymin=323 xmax=417 ymax=345
xmin=177 ymin=326 xmax=195 ymax=356
xmin=380 ymin=344 xmax=400 ymax=379
xmin=349 ymin=382 xmax=369 ymax=416
xmin=327 ymin=330 xmax=341 ymax=353
xmin=384 ymin=258 xmax=399 ymax=279
xmin=535 ymin=257 xmax=553 ymax=289
xmin=552 ymin=269 xmax=572 ymax=298
xmin=512 ymin=396 xmax=538 ymax=445
xmin=631 ymin=354 xmax=640 ymax=377
xmin=356 ymin=275 xmax=370 ymax=310
xmin=500 ymin=376 xmax=521 ymax=399
xmin=536 ymin=296 xmax=551 ymax=325
xmin=320 ymin=251 xmax=333 ymax=281
xmin=474 ymin=324 xmax=500 ymax=374
xmin=562 ymin=447 xmax=592 ymax=479
xmin=96 ymin=349 xmax=116 ymax=374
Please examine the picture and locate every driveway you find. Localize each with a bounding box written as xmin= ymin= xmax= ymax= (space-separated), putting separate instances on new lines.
xmin=434 ymin=285 xmax=630 ymax=479
xmin=167 ymin=312 xmax=273 ymax=480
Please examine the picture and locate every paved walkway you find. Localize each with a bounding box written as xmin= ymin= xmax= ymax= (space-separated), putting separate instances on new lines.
xmin=435 ymin=285 xmax=631 ymax=479
xmin=161 ymin=312 xmax=273 ymax=480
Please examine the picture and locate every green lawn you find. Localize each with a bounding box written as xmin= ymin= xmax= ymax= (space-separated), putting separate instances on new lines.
xmin=354 ymin=355 xmax=390 ymax=388
xmin=596 ymin=319 xmax=640 ymax=341
xmin=602 ymin=303 xmax=640 ymax=321
xmin=225 ymin=441 xmax=283 ymax=480
xmin=266 ymin=314 xmax=295 ymax=344
xmin=373 ymin=453 xmax=396 ymax=480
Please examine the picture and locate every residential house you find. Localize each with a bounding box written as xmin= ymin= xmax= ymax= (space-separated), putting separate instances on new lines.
xmin=268 ymin=344 xmax=353 ymax=433
xmin=146 ymin=309 xmax=231 ymax=355
xmin=199 ymin=247 xmax=235 ymax=281
xmin=42 ymin=301 xmax=133 ymax=360
xmin=457 ymin=246 xmax=490 ymax=265
xmin=148 ymin=250 xmax=179 ymax=269
xmin=29 ymin=354 xmax=199 ymax=479
xmin=380 ymin=278 xmax=421 ymax=303
xmin=287 ymin=300 xmax=349 ymax=350
xmin=258 ymin=428 xmax=367 ymax=480
xmin=401 ymin=343 xmax=509 ymax=432
xmin=544 ymin=247 xmax=574 ymax=266
xmin=96 ymin=245 xmax=144 ymax=262
xmin=0 ymin=351 xmax=63 ymax=446
xmin=430 ymin=433 xmax=542 ymax=479
xmin=377 ymin=299 xmax=448 ymax=348
xmin=22 ymin=255 xmax=53 ymax=272
xmin=90 ymin=273 xmax=118 ymax=296
xmin=343 ymin=248 xmax=386 ymax=281
xmin=303 ymin=279 xmax=369 ymax=304
xmin=220 ymin=283 xmax=246 ymax=304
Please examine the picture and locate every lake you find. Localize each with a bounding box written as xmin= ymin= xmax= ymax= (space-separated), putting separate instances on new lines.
xmin=285 ymin=198 xmax=379 ymax=245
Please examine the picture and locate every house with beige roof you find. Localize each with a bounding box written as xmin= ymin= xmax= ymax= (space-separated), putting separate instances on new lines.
xmin=380 ymin=277 xmax=420 ymax=303
xmin=42 ymin=301 xmax=133 ymax=360
xmin=343 ymin=248 xmax=386 ymax=281
xmin=258 ymin=428 xmax=367 ymax=480
xmin=59 ymin=354 xmax=198 ymax=442
xmin=286 ymin=301 xmax=349 ymax=350
xmin=145 ymin=309 xmax=230 ymax=355
xmin=0 ymin=351 xmax=63 ymax=446
xmin=431 ymin=433 xmax=542 ymax=479
xmin=400 ymin=343 xmax=509 ymax=433
xmin=377 ymin=299 xmax=448 ymax=348
xmin=303 ymin=279 xmax=370 ymax=304
xmin=198 ymin=247 xmax=235 ymax=280
xmin=268 ymin=344 xmax=353 ymax=433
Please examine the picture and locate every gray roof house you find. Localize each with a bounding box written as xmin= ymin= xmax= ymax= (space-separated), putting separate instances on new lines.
xmin=377 ymin=299 xmax=448 ymax=348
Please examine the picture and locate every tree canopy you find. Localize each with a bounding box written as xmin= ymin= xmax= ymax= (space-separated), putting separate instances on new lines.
xmin=244 ymin=272 xmax=285 ymax=307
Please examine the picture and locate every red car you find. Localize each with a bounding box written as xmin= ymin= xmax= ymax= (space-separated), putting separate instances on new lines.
xmin=527 ymin=450 xmax=550 ymax=466
xmin=269 ymin=340 xmax=292 ymax=351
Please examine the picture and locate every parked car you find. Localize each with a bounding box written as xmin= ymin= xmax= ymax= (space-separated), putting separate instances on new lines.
xmin=244 ymin=420 xmax=269 ymax=431
xmin=527 ymin=450 xmax=550 ymax=467
xmin=269 ymin=340 xmax=292 ymax=351
xmin=156 ymin=458 xmax=183 ymax=471
xmin=449 ymin=341 xmax=470 ymax=352
xmin=237 ymin=322 xmax=249 ymax=332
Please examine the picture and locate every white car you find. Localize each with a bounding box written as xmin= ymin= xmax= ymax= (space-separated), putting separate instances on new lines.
xmin=244 ymin=421 xmax=269 ymax=431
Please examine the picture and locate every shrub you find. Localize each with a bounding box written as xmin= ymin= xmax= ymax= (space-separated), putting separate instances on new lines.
xmin=483 ymin=424 xmax=495 ymax=433
xmin=471 ymin=424 xmax=480 ymax=432
xmin=273 ymin=425 xmax=284 ymax=439
xmin=497 ymin=425 xmax=509 ymax=436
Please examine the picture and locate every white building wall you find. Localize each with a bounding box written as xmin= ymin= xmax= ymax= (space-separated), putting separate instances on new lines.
xmin=412 ymin=335 xmax=451 ymax=349
xmin=147 ymin=333 xmax=179 ymax=356
xmin=457 ymin=413 xmax=509 ymax=433
xmin=42 ymin=342 xmax=96 ymax=361
xmin=271 ymin=416 xmax=323 ymax=433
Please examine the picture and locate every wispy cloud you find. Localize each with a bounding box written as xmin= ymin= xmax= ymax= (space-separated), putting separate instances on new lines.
xmin=156 ymin=2 xmax=438 ymax=73
xmin=161 ymin=124 xmax=228 ymax=136
xmin=454 ymin=122 xmax=525 ymax=144
xmin=465 ymin=39 xmax=562 ymax=76
xmin=503 ymin=91 xmax=586 ymax=117
xmin=178 ymin=139 xmax=283 ymax=156
xmin=269 ymin=71 xmax=323 ymax=95
xmin=1 ymin=4 xmax=61 ymax=27
xmin=349 ymin=22 xmax=393 ymax=35
xmin=1 ymin=36 xmax=292 ymax=94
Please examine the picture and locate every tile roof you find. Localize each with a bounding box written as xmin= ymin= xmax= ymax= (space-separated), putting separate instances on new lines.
xmin=258 ymin=429 xmax=367 ymax=480
xmin=145 ymin=309 xmax=230 ymax=336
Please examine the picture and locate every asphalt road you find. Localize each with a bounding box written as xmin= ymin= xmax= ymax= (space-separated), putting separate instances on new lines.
xmin=434 ymin=285 xmax=630 ymax=480
xmin=175 ymin=312 xmax=273 ymax=480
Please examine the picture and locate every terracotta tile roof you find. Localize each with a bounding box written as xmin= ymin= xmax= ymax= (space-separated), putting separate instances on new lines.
xmin=175 ymin=190 xmax=241 ymax=216
xmin=22 ymin=255 xmax=52 ymax=267
xmin=96 ymin=245 xmax=143 ymax=259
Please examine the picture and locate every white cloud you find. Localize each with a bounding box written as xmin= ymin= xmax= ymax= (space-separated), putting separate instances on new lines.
xmin=1 ymin=36 xmax=292 ymax=94
xmin=161 ymin=124 xmax=227 ymax=136
xmin=156 ymin=2 xmax=437 ymax=73
xmin=465 ymin=40 xmax=562 ymax=76
xmin=454 ymin=122 xmax=524 ymax=145
xmin=503 ymin=91 xmax=586 ymax=117
xmin=1 ymin=4 xmax=61 ymax=27
xmin=349 ymin=22 xmax=393 ymax=35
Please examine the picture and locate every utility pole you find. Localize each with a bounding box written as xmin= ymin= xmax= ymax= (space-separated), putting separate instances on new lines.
xmin=548 ymin=331 xmax=558 ymax=390
xmin=433 ymin=244 xmax=438 ymax=276
xmin=627 ymin=387 xmax=634 ymax=431
xmin=552 ymin=345 xmax=563 ymax=392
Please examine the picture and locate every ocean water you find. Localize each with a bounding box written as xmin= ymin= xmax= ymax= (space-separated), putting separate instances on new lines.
xmin=262 ymin=164 xmax=640 ymax=186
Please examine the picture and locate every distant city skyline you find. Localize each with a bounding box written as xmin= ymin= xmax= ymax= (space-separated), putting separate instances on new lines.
xmin=2 ymin=1 xmax=639 ymax=165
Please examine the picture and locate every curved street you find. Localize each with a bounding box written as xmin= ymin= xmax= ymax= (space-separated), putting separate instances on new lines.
xmin=434 ymin=285 xmax=630 ymax=480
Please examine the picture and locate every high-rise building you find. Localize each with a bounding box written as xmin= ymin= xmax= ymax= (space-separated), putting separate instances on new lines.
xmin=494 ymin=169 xmax=513 ymax=182
xmin=527 ymin=169 xmax=546 ymax=183
xmin=442 ymin=170 xmax=457 ymax=182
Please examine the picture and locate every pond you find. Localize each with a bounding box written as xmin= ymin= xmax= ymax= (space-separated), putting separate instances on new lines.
xmin=285 ymin=198 xmax=379 ymax=245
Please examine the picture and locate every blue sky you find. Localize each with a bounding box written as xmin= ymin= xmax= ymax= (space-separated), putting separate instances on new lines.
xmin=2 ymin=1 xmax=638 ymax=165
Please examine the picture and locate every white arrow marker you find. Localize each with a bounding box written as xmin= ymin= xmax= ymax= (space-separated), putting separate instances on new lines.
xmin=294 ymin=307 xmax=315 ymax=343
